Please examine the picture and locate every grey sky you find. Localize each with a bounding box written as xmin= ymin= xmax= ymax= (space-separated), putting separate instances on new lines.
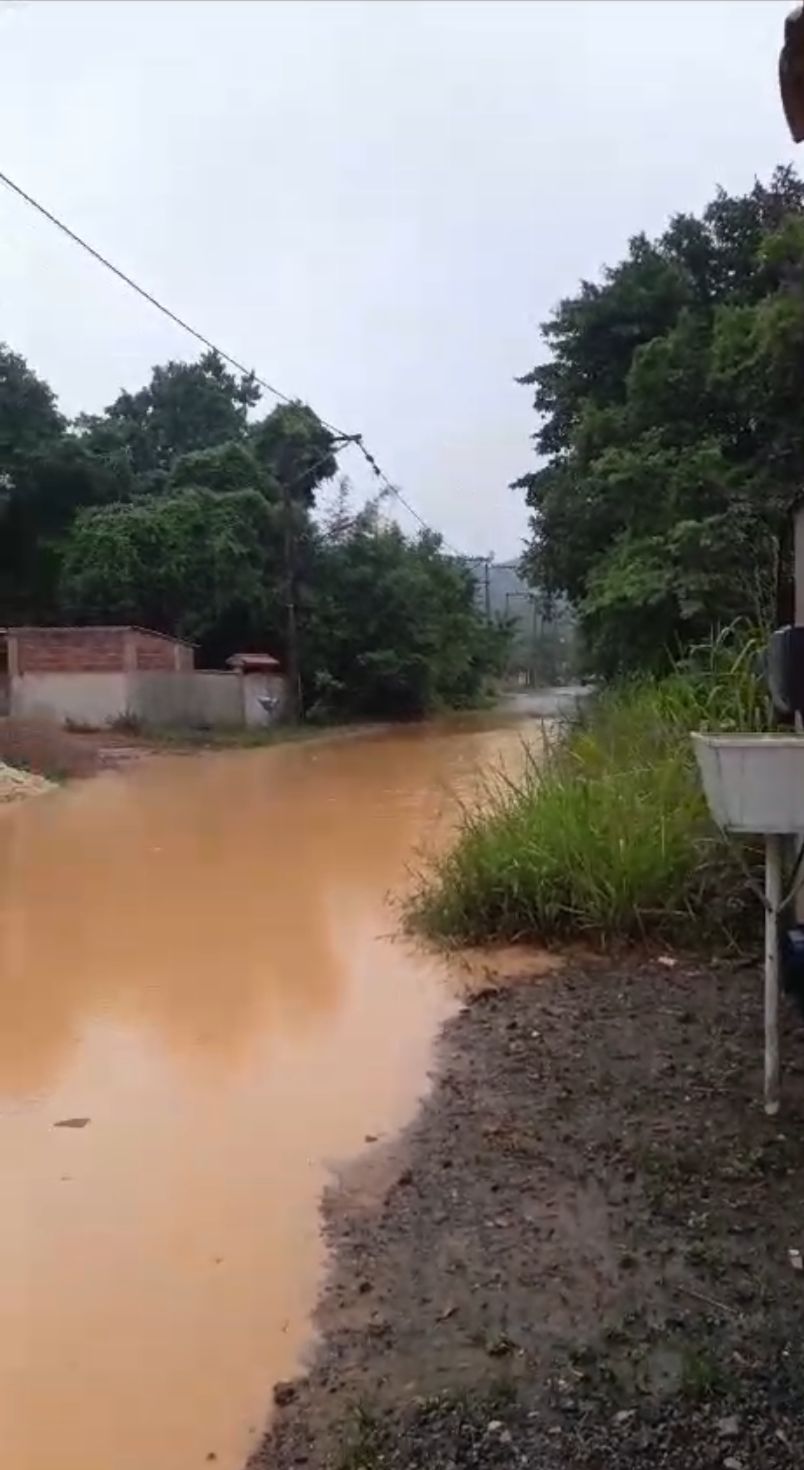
xmin=0 ymin=0 xmax=798 ymax=558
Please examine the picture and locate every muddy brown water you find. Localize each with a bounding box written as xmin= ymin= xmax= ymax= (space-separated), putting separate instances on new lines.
xmin=0 ymin=713 xmax=541 ymax=1470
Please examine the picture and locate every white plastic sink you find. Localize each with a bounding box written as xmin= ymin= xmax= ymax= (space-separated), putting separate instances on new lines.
xmin=693 ymin=732 xmax=804 ymax=834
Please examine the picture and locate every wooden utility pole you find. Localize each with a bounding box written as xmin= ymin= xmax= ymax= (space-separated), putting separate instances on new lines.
xmin=282 ymin=481 xmax=301 ymax=722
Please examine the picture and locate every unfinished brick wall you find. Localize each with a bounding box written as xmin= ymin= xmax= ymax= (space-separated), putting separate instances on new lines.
xmin=13 ymin=628 xmax=127 ymax=673
xmin=131 ymin=631 xmax=193 ymax=671
xmin=9 ymin=627 xmax=194 ymax=674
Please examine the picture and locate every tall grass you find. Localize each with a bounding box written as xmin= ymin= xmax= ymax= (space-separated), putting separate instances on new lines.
xmin=410 ymin=630 xmax=768 ymax=947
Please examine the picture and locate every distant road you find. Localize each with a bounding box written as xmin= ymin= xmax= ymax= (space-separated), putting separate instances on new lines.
xmin=500 ymin=685 xmax=591 ymax=719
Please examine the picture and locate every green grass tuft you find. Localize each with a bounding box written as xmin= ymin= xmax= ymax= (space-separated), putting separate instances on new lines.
xmin=409 ymin=629 xmax=767 ymax=947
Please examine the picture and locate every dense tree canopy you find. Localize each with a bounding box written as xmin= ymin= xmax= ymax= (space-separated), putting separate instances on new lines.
xmin=60 ymin=488 xmax=285 ymax=665
xmin=0 ymin=345 xmax=504 ymax=718
xmin=167 ymin=440 xmax=271 ymax=499
xmin=517 ymin=166 xmax=804 ymax=675
xmin=76 ymin=350 xmax=260 ymax=487
xmin=302 ymin=506 xmax=508 ymax=718
xmin=0 ymin=348 xmax=131 ymax=620
xmin=251 ymin=402 xmax=338 ymax=507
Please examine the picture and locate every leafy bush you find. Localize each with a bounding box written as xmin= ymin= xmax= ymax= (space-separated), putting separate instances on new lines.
xmin=410 ymin=631 xmax=767 ymax=947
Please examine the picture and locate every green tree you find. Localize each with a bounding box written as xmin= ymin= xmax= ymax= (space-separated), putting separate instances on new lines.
xmin=1 ymin=341 xmax=505 ymax=722
xmin=0 ymin=345 xmax=63 ymax=463
xmin=60 ymin=487 xmax=284 ymax=664
xmin=251 ymin=401 xmax=340 ymax=716
xmin=518 ymin=166 xmax=804 ymax=675
xmin=250 ymin=401 xmax=337 ymax=506
xmin=167 ymin=440 xmax=274 ymax=498
xmin=302 ymin=507 xmax=508 ymax=718
xmin=77 ymin=350 xmax=260 ymax=486
xmin=0 ymin=346 xmax=131 ymax=620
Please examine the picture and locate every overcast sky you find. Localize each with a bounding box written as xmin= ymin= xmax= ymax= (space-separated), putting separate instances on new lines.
xmin=0 ymin=0 xmax=799 ymax=558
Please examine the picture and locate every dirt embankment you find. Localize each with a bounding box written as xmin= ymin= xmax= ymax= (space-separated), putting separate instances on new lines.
xmin=256 ymin=959 xmax=804 ymax=1469
xmin=0 ymin=717 xmax=150 ymax=787
xmin=0 ymin=760 xmax=54 ymax=802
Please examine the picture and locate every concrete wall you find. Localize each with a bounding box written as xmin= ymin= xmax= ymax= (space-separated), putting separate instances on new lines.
xmin=130 ymin=672 xmax=245 ymax=728
xmin=11 ymin=672 xmax=130 ymax=726
xmin=243 ymin=672 xmax=287 ymax=727
xmin=10 ymin=668 xmax=287 ymax=730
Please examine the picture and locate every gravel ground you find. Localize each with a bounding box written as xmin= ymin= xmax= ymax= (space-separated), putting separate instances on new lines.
xmin=253 ymin=957 xmax=804 ymax=1470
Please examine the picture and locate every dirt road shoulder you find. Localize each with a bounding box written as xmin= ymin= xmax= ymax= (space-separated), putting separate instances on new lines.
xmin=255 ymin=959 xmax=804 ymax=1469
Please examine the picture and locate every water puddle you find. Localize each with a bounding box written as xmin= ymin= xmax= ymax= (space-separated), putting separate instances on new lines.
xmin=0 ymin=715 xmax=540 ymax=1470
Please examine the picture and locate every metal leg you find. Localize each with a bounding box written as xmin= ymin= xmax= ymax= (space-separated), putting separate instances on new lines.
xmin=765 ymin=834 xmax=783 ymax=1116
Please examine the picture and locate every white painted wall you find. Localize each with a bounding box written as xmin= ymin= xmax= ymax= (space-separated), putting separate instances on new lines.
xmin=130 ymin=672 xmax=244 ymax=728
xmin=242 ymin=672 xmax=288 ymax=727
xmin=10 ymin=669 xmax=289 ymax=730
xmin=11 ymin=672 xmax=130 ymax=727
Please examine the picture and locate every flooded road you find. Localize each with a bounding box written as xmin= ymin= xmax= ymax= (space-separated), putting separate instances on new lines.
xmin=0 ymin=715 xmax=535 ymax=1470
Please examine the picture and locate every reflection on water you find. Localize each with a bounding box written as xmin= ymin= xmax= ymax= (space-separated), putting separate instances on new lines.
xmin=0 ymin=716 xmax=534 ymax=1470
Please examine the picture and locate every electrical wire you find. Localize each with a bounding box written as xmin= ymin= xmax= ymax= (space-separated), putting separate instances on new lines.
xmin=0 ymin=166 xmax=465 ymax=555
xmin=358 ymin=440 xmax=462 ymax=555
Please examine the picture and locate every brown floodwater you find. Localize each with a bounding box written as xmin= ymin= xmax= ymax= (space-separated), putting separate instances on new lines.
xmin=0 ymin=715 xmax=536 ymax=1470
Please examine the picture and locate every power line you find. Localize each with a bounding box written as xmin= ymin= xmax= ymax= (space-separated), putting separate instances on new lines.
xmin=357 ymin=442 xmax=462 ymax=556
xmin=0 ymin=165 xmax=463 ymax=555
xmin=0 ymin=168 xmax=306 ymax=421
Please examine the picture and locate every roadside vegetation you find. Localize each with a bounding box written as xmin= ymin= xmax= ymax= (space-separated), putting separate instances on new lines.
xmin=517 ymin=166 xmax=804 ymax=679
xmin=0 ymin=350 xmax=508 ymax=721
xmin=415 ymin=166 xmax=804 ymax=950
xmin=411 ymin=632 xmax=767 ymax=947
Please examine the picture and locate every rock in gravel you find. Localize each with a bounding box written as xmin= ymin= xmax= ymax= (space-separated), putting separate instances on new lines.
xmin=717 ymin=1415 xmax=740 ymax=1438
xmin=273 ymin=1381 xmax=297 ymax=1408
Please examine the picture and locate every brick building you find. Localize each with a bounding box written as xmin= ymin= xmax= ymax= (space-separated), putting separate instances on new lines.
xmin=6 ymin=626 xmax=194 ymax=676
xmin=0 ymin=626 xmax=286 ymax=730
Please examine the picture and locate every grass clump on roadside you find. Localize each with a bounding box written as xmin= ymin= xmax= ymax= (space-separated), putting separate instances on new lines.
xmin=410 ymin=631 xmax=768 ymax=947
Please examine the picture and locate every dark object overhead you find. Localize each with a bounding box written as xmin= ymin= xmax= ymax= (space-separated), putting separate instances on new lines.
xmin=781 ymin=5 xmax=804 ymax=142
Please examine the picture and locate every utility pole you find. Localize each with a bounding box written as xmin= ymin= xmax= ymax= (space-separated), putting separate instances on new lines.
xmin=276 ymin=430 xmax=353 ymax=724
xmin=282 ymin=481 xmax=301 ymax=723
xmin=531 ymin=593 xmax=541 ymax=688
xmin=483 ymin=555 xmax=492 ymax=623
